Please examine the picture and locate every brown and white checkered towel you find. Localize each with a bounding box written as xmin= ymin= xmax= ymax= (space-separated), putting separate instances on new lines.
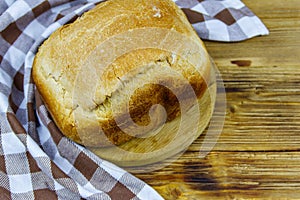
xmin=0 ymin=0 xmax=268 ymax=199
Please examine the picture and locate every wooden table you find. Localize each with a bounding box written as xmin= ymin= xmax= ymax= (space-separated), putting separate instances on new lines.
xmin=135 ymin=1 xmax=300 ymax=199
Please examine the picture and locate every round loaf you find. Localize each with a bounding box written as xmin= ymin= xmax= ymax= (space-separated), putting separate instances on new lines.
xmin=32 ymin=0 xmax=211 ymax=147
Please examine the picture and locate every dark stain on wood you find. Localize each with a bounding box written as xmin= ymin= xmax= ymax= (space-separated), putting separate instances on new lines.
xmin=231 ymin=60 xmax=252 ymax=67
xmin=182 ymin=162 xmax=220 ymax=191
xmin=185 ymin=176 xmax=219 ymax=191
xmin=229 ymin=105 xmax=237 ymax=113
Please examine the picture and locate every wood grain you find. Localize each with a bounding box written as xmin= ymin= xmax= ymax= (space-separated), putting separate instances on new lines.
xmin=134 ymin=1 xmax=300 ymax=199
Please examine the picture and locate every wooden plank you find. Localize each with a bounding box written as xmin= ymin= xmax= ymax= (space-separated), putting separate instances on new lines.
xmin=137 ymin=152 xmax=300 ymax=199
xmin=201 ymin=64 xmax=300 ymax=151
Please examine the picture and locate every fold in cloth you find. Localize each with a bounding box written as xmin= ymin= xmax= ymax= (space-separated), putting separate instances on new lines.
xmin=0 ymin=0 xmax=268 ymax=199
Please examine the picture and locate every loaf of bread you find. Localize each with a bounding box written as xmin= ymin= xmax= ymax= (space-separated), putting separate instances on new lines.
xmin=32 ymin=0 xmax=211 ymax=148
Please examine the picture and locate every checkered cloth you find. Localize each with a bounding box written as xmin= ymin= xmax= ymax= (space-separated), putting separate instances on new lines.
xmin=177 ymin=0 xmax=269 ymax=41
xmin=0 ymin=0 xmax=268 ymax=199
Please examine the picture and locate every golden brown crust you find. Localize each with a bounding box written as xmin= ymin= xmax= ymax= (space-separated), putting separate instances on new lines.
xmin=32 ymin=0 xmax=211 ymax=147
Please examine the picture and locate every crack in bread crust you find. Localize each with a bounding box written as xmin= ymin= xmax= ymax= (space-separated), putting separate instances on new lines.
xmin=90 ymin=55 xmax=209 ymax=146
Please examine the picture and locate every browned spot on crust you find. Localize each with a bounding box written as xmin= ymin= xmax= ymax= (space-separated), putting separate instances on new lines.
xmin=101 ymin=79 xmax=207 ymax=146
